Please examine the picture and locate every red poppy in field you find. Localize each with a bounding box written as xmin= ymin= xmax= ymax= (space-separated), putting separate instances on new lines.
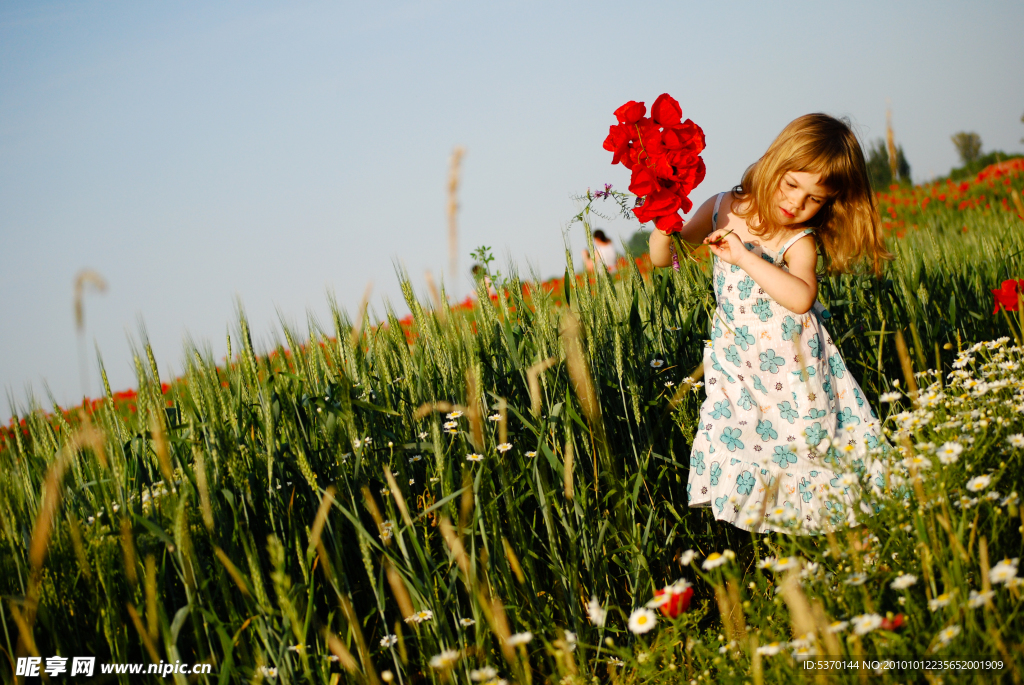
xmin=650 ymin=580 xmax=693 ymax=618
xmin=651 ymin=93 xmax=682 ymax=126
xmin=880 ymin=614 xmax=905 ymax=631
xmin=614 ymin=100 xmax=646 ymax=125
xmin=992 ymin=278 xmax=1024 ymax=314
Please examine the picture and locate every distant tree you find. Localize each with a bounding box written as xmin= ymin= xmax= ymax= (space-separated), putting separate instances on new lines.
xmin=951 ymin=131 xmax=982 ymax=165
xmin=626 ymin=229 xmax=650 ymax=257
xmin=865 ymin=138 xmax=911 ymax=190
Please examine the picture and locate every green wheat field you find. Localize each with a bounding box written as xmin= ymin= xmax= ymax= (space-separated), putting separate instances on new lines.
xmin=2 ymin=172 xmax=1024 ymax=684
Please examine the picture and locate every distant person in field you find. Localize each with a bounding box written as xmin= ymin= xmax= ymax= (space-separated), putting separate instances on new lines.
xmin=582 ymin=229 xmax=618 ymax=273
xmin=471 ymin=263 xmax=497 ymax=297
xmin=649 ymin=113 xmax=893 ymax=536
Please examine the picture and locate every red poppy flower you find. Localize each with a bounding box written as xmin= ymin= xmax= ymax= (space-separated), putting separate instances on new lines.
xmin=991 ymin=279 xmax=1024 ymax=314
xmin=653 ymin=584 xmax=693 ymax=618
xmin=604 ymin=94 xmax=705 ymax=234
xmin=880 ymin=614 xmax=905 ymax=631
xmin=614 ymin=100 xmax=647 ymax=125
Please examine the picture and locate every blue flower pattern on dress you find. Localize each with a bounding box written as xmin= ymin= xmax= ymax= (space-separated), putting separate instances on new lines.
xmin=756 ymin=419 xmax=778 ymax=442
xmin=720 ymin=427 xmax=744 ymax=452
xmin=737 ymin=388 xmax=756 ymax=410
xmin=736 ymin=470 xmax=756 ymax=494
xmin=752 ymin=299 xmax=773 ymax=321
xmin=690 ymin=450 xmax=705 ymax=475
xmin=711 ymin=400 xmax=732 ymax=420
xmin=773 ymin=445 xmax=798 ymax=466
xmin=781 ymin=315 xmax=803 ymax=341
xmin=828 ymin=354 xmax=846 ymax=378
xmin=738 ymin=276 xmax=754 ymax=300
xmin=759 ymin=350 xmax=785 ymax=373
xmin=725 ymin=345 xmax=741 ymax=366
xmin=808 ymin=334 xmax=822 ymax=359
xmin=685 ymin=196 xmax=887 ymax=534
xmin=734 ymin=326 xmax=755 ymax=350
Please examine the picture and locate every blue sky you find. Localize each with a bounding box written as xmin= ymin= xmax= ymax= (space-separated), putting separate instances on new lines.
xmin=2 ymin=0 xmax=1022 ymax=416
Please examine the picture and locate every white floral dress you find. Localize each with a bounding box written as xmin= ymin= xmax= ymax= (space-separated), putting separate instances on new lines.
xmin=687 ymin=192 xmax=886 ymax=534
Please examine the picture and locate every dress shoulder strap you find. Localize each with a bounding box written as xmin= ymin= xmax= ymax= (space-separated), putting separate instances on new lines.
xmin=777 ymin=228 xmax=815 ymax=262
xmin=712 ymin=192 xmax=726 ymax=231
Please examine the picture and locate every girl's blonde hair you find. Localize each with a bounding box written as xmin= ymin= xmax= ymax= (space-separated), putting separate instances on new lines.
xmin=733 ymin=113 xmax=892 ymax=275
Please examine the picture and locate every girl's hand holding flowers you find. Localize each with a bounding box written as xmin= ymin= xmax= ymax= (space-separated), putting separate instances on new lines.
xmin=704 ymin=228 xmax=747 ymax=266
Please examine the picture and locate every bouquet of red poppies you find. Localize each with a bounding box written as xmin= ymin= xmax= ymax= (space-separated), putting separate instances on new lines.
xmin=603 ymin=94 xmax=706 ymax=234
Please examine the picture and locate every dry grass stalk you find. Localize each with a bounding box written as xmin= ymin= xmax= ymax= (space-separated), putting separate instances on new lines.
xmin=308 ymin=486 xmax=337 ymax=554
xmin=149 ymin=410 xmax=176 ymax=494
xmin=501 ymin=537 xmax=526 ymax=584
xmin=465 ymin=367 xmax=484 ymax=450
xmin=361 ymin=487 xmax=389 ymax=547
xmin=213 ymin=547 xmax=251 ymax=596
xmin=563 ymin=439 xmax=574 ymax=501
xmin=121 ymin=516 xmax=138 ymax=585
xmin=811 ymin=599 xmax=842 ymax=657
xmin=425 ymin=269 xmax=445 ymax=321
xmin=339 ymin=592 xmax=380 ymax=685
xmin=894 ymin=330 xmax=920 ymax=402
xmin=497 ymin=396 xmax=508 ymax=446
xmin=351 ymin=282 xmax=374 ymax=348
xmin=448 ymin=146 xmax=465 ymax=293
xmin=526 ymin=357 xmax=556 ymax=416
xmin=127 ymin=603 xmax=161 ymax=663
xmin=194 ymin=448 xmax=215 ymax=532
xmin=779 ymin=571 xmax=816 ymax=640
xmin=668 ymin=362 xmax=704 ymax=410
xmin=8 ymin=601 xmax=39 ymax=657
xmin=886 ymin=106 xmax=898 ymax=179
xmin=413 ymin=400 xmax=457 ymax=420
xmin=460 ymin=469 xmax=474 ymax=532
xmin=73 ymin=269 xmax=107 ymax=333
xmin=145 ymin=555 xmax=159 ymax=640
xmin=325 ymin=630 xmax=361 ymax=674
xmin=384 ymin=559 xmax=415 ymax=620
xmin=1012 ymin=190 xmax=1024 ymax=220
xmin=980 ymin=536 xmax=992 ymax=594
xmin=560 ymin=313 xmax=600 ymax=424
xmin=383 ymin=469 xmax=414 ymax=529
xmin=67 ymin=515 xmax=91 ymax=579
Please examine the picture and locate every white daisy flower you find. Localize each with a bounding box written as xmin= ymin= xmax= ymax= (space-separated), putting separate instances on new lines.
xmin=525 ymin=450 xmax=537 ymax=458
xmin=928 ymin=592 xmax=954 ymax=611
xmin=989 ymin=558 xmax=1020 ymax=585
xmin=679 ymin=549 xmax=697 ymax=566
xmin=446 ymin=411 xmax=463 ymax=419
xmin=757 ymin=556 xmax=777 ymax=571
xmin=966 ymin=475 xmax=992 ymax=492
xmin=466 ymin=453 xmax=484 ymax=462
xmin=587 ymin=596 xmax=606 ymax=626
xmin=627 ymin=607 xmax=657 ymax=634
xmin=774 ymin=557 xmax=800 ymax=572
xmin=827 ymin=620 xmax=848 ymax=634
xmin=935 ymin=625 xmax=961 ymax=646
xmin=702 ymin=550 xmax=734 ymax=570
xmin=563 ymin=630 xmax=577 ymax=652
xmin=968 ymin=589 xmax=994 ymax=608
xmin=936 ymin=442 xmax=963 ymax=464
xmin=380 ymin=634 xmax=398 ymax=648
xmin=418 ymin=431 xmax=428 ymax=439
xmin=258 ymin=666 xmax=278 ymax=678
xmin=405 ymin=609 xmax=434 ymax=623
xmin=880 ymin=391 xmax=902 ymax=403
xmin=506 ymin=632 xmax=532 ymax=646
xmin=496 ymin=442 xmax=512 ymax=453
xmin=1008 ymin=434 xmax=1024 ymax=448
xmin=488 ymin=413 xmax=502 ymax=422
xmin=851 ymin=613 xmax=883 ymax=636
xmin=459 ymin=617 xmax=476 ymax=627
xmin=650 ymin=359 xmax=665 ymax=368
xmin=792 ymin=645 xmax=818 ymax=661
xmin=443 ymin=421 xmax=458 ymax=430
xmin=470 ymin=667 xmax=497 ymax=681
xmin=756 ymin=642 xmax=784 ymax=656
xmin=429 ymin=649 xmax=460 ymax=669
xmin=607 ymin=657 xmax=625 ymax=667
xmin=890 ymin=574 xmax=917 ymax=590
xmin=843 ymin=573 xmax=868 ymax=586
xmin=409 ymin=454 xmax=423 ymax=462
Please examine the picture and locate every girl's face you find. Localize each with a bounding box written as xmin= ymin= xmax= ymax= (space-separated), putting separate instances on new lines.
xmin=774 ymin=171 xmax=830 ymax=227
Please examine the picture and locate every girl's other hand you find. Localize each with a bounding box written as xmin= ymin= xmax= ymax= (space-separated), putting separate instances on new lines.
xmin=704 ymin=229 xmax=747 ymax=266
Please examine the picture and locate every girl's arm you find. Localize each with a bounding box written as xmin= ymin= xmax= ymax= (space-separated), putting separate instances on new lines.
xmin=648 ymin=193 xmax=721 ymax=267
xmin=705 ymin=229 xmax=818 ymax=314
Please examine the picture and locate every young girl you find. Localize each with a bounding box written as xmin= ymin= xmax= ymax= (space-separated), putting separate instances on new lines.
xmin=649 ymin=113 xmax=892 ymax=535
